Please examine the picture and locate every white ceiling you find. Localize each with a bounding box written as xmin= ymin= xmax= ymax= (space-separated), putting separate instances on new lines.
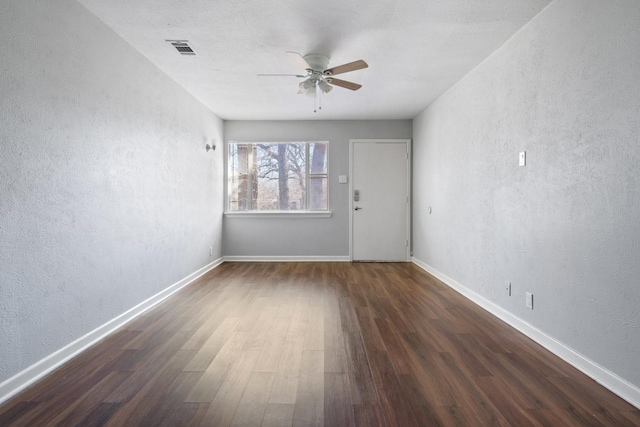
xmin=77 ymin=0 xmax=552 ymax=121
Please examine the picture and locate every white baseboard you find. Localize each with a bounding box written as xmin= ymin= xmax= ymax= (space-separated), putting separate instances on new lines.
xmin=223 ymin=255 xmax=351 ymax=262
xmin=411 ymin=257 xmax=640 ymax=410
xmin=0 ymin=257 xmax=224 ymax=405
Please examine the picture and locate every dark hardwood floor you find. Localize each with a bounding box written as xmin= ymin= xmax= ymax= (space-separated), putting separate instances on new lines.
xmin=1 ymin=262 xmax=638 ymax=426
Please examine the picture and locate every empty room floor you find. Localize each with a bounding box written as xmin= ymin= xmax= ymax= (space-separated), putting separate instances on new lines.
xmin=0 ymin=262 xmax=638 ymax=426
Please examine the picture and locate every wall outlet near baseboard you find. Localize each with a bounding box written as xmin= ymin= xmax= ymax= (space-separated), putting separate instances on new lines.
xmin=526 ymin=292 xmax=533 ymax=309
xmin=506 ymin=282 xmax=511 ymax=296
xmin=209 ymin=247 xmax=213 ymax=256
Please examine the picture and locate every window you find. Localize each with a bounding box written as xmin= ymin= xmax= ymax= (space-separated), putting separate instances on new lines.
xmin=227 ymin=141 xmax=328 ymax=213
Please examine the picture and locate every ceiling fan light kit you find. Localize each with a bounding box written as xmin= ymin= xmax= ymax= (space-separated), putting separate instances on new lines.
xmin=260 ymin=52 xmax=368 ymax=112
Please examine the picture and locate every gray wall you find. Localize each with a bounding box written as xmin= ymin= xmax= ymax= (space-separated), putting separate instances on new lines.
xmin=0 ymin=0 xmax=224 ymax=383
xmin=223 ymin=120 xmax=412 ymax=257
xmin=413 ymin=0 xmax=640 ymax=388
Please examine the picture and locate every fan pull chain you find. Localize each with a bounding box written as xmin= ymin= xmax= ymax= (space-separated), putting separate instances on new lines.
xmin=314 ymin=81 xmax=322 ymax=113
xmin=314 ymin=81 xmax=319 ymax=113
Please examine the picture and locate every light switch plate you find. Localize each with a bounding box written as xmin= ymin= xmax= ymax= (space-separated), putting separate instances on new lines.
xmin=339 ymin=175 xmax=348 ymax=184
xmin=519 ymin=151 xmax=526 ymax=166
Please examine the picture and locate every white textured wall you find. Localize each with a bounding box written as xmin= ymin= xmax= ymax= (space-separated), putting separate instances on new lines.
xmin=413 ymin=0 xmax=640 ymax=388
xmin=0 ymin=0 xmax=224 ymax=383
xmin=223 ymin=120 xmax=412 ymax=257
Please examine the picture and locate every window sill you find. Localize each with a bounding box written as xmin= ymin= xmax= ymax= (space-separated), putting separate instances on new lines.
xmin=224 ymin=211 xmax=332 ymax=219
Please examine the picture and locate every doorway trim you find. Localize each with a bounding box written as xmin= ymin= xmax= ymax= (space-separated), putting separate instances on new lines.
xmin=349 ymin=139 xmax=411 ymax=261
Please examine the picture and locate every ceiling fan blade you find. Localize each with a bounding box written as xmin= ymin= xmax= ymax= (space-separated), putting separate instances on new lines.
xmin=286 ymin=51 xmax=312 ymax=70
xmin=324 ymin=60 xmax=368 ymax=76
xmin=328 ymin=78 xmax=362 ymax=91
xmin=257 ymin=73 xmax=306 ymax=78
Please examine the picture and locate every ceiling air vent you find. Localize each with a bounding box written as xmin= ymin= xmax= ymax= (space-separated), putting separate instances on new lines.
xmin=166 ymin=40 xmax=195 ymax=56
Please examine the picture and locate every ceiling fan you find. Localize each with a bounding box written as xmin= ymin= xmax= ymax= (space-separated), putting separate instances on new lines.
xmin=258 ymin=52 xmax=368 ymax=112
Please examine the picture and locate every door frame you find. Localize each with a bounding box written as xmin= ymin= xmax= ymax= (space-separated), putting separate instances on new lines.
xmin=349 ymin=139 xmax=411 ymax=261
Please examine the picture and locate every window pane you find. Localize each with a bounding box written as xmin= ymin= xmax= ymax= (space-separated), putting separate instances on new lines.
xmin=227 ymin=141 xmax=328 ymax=212
xmin=255 ymin=143 xmax=306 ymax=211
xmin=309 ymin=142 xmax=327 ymax=174
xmin=309 ymin=176 xmax=327 ymax=210
xmin=228 ymin=143 xmax=252 ymax=211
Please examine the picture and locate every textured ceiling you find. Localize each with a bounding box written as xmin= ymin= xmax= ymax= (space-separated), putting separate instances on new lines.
xmin=77 ymin=0 xmax=552 ymax=120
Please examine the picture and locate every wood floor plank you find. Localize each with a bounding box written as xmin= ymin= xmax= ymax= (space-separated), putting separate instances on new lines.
xmin=185 ymin=331 xmax=248 ymax=402
xmin=352 ymin=404 xmax=387 ymax=426
xmin=347 ymin=282 xmax=369 ymax=308
xmin=233 ymin=294 xmax=268 ymax=332
xmin=262 ymin=403 xmax=295 ymax=427
xmin=77 ymin=402 xmax=121 ymax=427
xmin=45 ymin=371 xmax=131 ymax=426
xmin=304 ymin=306 xmax=325 ymax=351
xmin=104 ymin=333 xmax=193 ymax=403
xmin=230 ymin=371 xmax=275 ymax=426
xmin=338 ymin=296 xmax=361 ymax=333
xmin=401 ymin=334 xmax=460 ymax=408
xmin=366 ymin=348 xmax=421 ymax=427
xmin=323 ymin=314 xmax=348 ymax=374
xmin=374 ymin=317 xmax=413 ymax=375
xmin=324 ymin=372 xmax=355 ymax=427
xmin=1 ymin=262 xmax=638 ymax=427
xmin=342 ymin=331 xmax=379 ymax=405
xmin=243 ymin=305 xmax=279 ymax=351
xmin=397 ymin=374 xmax=446 ymax=426
xmin=443 ymin=332 xmax=494 ymax=377
xmin=621 ymin=409 xmax=640 ymax=425
xmin=292 ymin=350 xmax=325 ymax=427
xmin=289 ymin=297 xmax=311 ymax=333
xmin=268 ymin=330 xmax=305 ymax=404
xmin=103 ymin=348 xmax=196 ymax=426
xmin=473 ymin=360 xmax=550 ymax=410
xmin=0 ymin=401 xmax=38 ymax=426
xmin=433 ymin=405 xmax=481 ymax=427
xmin=158 ymin=403 xmax=209 ymax=427
xmin=183 ymin=317 xmax=240 ymax=371
xmin=135 ymin=372 xmax=205 ymax=426
xmin=4 ymin=361 xmax=128 ymax=426
xmin=253 ymin=315 xmax=292 ymax=373
xmin=435 ymin=351 xmax=512 ymax=426
xmin=474 ymin=376 xmax=546 ymax=427
xmin=199 ymin=349 xmax=261 ymax=426
xmin=545 ymin=375 xmax=639 ymax=426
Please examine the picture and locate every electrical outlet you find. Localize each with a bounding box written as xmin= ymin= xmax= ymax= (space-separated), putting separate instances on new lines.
xmin=519 ymin=151 xmax=526 ymax=166
xmin=526 ymin=292 xmax=533 ymax=309
xmin=506 ymin=282 xmax=511 ymax=296
xmin=209 ymin=247 xmax=213 ymax=257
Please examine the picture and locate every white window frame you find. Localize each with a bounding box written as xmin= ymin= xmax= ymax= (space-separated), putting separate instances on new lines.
xmin=224 ymin=141 xmax=331 ymax=218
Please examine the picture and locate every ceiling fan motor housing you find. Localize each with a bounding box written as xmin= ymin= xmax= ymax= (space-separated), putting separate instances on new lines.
xmin=303 ymin=54 xmax=330 ymax=72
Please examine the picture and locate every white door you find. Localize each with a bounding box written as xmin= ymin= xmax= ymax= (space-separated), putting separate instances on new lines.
xmin=350 ymin=139 xmax=410 ymax=261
